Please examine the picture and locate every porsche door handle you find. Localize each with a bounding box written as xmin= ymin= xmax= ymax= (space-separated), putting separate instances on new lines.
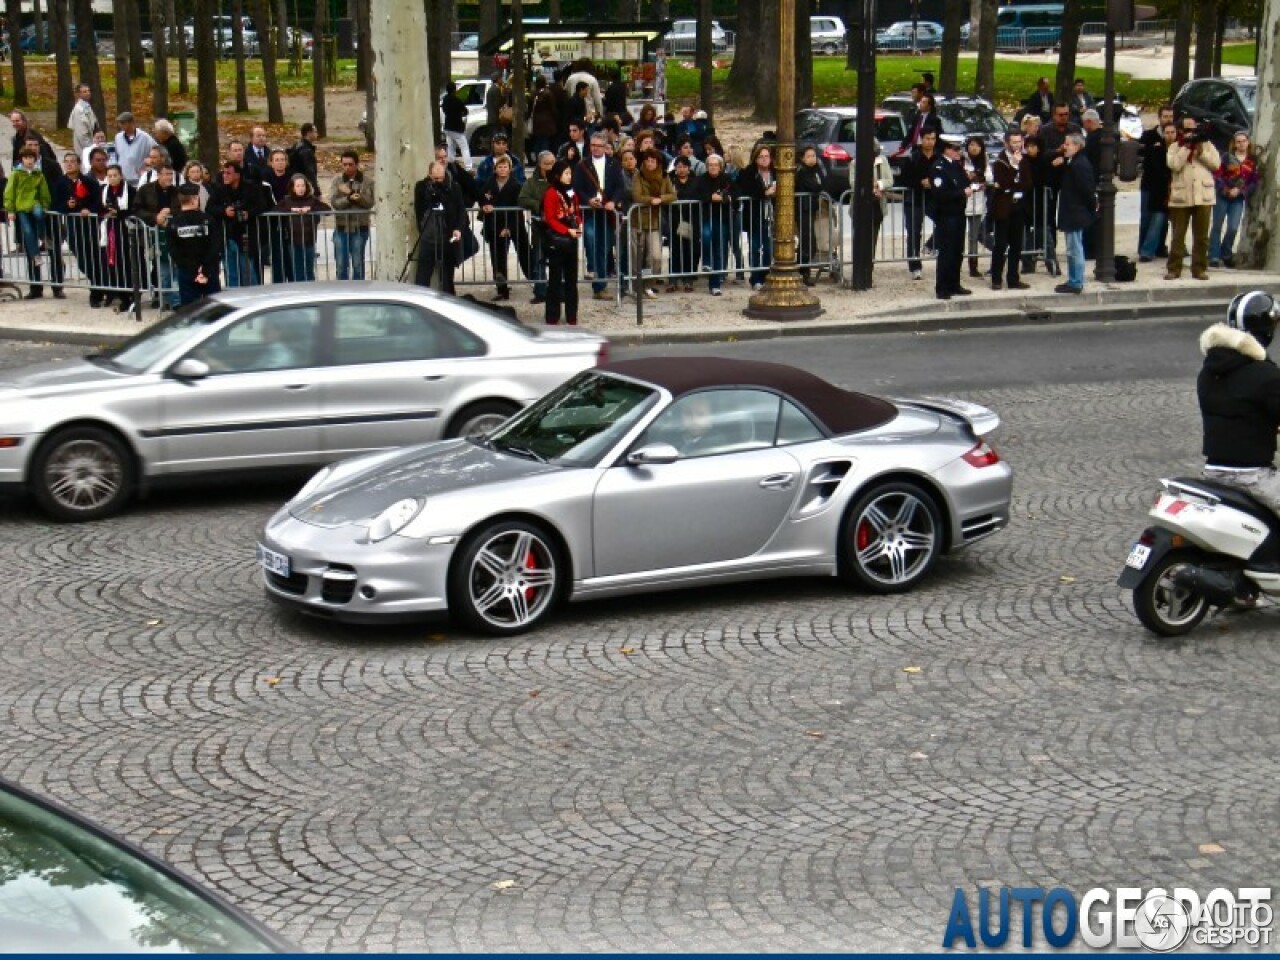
xmin=759 ymin=473 xmax=795 ymax=490
xmin=422 ymin=374 xmax=447 ymax=381
xmin=283 ymin=384 xmax=312 ymax=390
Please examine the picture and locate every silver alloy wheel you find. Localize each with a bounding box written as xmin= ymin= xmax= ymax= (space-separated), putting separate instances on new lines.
xmin=852 ymin=490 xmax=937 ymax=586
xmin=1148 ymin=561 xmax=1209 ymax=628
xmin=459 ymin=411 xmax=511 ymax=440
xmin=467 ymin=528 xmax=557 ymax=629
xmin=43 ymin=438 xmax=124 ymax=514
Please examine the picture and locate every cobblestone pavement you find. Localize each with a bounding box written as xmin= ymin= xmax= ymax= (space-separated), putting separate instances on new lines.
xmin=0 ymin=326 xmax=1277 ymax=951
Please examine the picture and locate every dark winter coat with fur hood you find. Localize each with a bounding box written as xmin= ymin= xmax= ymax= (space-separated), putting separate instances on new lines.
xmin=1198 ymin=322 xmax=1280 ymax=467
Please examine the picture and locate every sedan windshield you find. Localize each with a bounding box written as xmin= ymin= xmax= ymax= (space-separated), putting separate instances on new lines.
xmin=96 ymin=300 xmax=236 ymax=374
xmin=485 ymin=371 xmax=657 ymax=466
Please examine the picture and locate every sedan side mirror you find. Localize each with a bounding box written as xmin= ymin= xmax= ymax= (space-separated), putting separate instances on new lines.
xmin=170 ymin=357 xmax=210 ymax=380
xmin=627 ymin=442 xmax=680 ymax=466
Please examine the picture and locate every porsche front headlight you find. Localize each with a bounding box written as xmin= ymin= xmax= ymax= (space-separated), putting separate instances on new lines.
xmin=368 ymin=498 xmax=424 ymax=543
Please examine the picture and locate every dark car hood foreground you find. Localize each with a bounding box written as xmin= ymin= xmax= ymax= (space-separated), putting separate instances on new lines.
xmin=292 ymin=439 xmax=560 ymax=527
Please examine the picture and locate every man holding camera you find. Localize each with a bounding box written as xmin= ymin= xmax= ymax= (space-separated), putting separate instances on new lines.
xmin=215 ymin=160 xmax=266 ymax=287
xmin=1166 ymin=117 xmax=1220 ymax=281
xmin=330 ymin=150 xmax=375 ymax=280
xmin=413 ymin=160 xmax=467 ymax=294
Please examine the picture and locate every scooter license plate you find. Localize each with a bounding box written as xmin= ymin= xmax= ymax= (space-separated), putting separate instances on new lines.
xmin=1126 ymin=543 xmax=1152 ymax=570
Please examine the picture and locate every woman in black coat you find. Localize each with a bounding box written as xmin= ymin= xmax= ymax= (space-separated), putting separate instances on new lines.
xmin=668 ymin=156 xmax=701 ymax=291
xmin=794 ymin=145 xmax=827 ymax=285
xmin=479 ymin=154 xmax=528 ymax=300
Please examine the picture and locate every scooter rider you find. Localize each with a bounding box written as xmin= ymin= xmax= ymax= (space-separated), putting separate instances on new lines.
xmin=1199 ymin=290 xmax=1280 ymax=516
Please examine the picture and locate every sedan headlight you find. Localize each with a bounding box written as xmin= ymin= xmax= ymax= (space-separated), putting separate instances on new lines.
xmin=290 ymin=465 xmax=333 ymax=505
xmin=368 ymin=498 xmax=424 ymax=543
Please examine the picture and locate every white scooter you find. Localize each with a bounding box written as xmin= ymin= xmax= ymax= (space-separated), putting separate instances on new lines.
xmin=1118 ymin=476 xmax=1280 ymax=635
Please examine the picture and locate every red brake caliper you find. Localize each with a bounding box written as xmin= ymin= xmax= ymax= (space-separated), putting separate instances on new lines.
xmin=856 ymin=521 xmax=871 ymax=552
xmin=525 ymin=549 xmax=537 ymax=601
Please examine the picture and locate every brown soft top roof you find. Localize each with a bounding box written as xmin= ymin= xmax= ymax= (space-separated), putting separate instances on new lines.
xmin=601 ymin=356 xmax=897 ymax=435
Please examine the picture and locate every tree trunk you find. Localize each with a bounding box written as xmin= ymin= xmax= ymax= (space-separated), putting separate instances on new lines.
xmin=1242 ymin=0 xmax=1276 ymax=269
xmin=1171 ymin=0 xmax=1192 ymax=99
xmin=231 ymin=0 xmax=250 ymax=111
xmin=371 ymin=0 xmax=432 ymax=280
xmin=249 ymin=0 xmax=283 ymax=122
xmin=424 ymin=0 xmax=453 ymax=144
xmin=479 ymin=0 xmax=499 ymax=77
xmin=51 ymin=0 xmax=75 ymax=125
xmin=152 ymin=0 xmax=169 ymax=117
xmin=697 ymin=0 xmax=713 ymax=120
xmin=1194 ymin=0 xmax=1215 ymax=78
xmin=939 ymin=0 xmax=965 ymax=96
xmin=313 ymin=0 xmax=328 ymax=136
xmin=728 ymin=0 xmax=774 ymax=115
xmin=1212 ymin=1 xmax=1228 ymax=75
xmin=113 ymin=0 xmax=133 ymax=116
xmin=33 ymin=0 xmax=45 ymax=54
xmin=548 ymin=0 xmax=561 ymax=23
xmin=194 ymin=0 xmax=219 ymax=168
xmin=354 ymin=0 xmax=370 ymax=91
xmin=275 ymin=0 xmax=288 ymax=57
xmin=175 ymin=0 xmax=189 ymax=95
xmin=795 ymin=0 xmax=812 ymax=111
xmin=6 ymin=0 xmax=28 ymax=107
xmin=1054 ymin=0 xmax=1083 ymax=105
xmin=73 ymin=0 xmax=104 ymax=122
xmin=125 ymin=0 xmax=145 ymax=78
xmin=975 ymin=0 xmax=997 ymax=100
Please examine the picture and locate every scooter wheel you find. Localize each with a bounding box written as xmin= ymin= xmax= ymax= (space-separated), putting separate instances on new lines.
xmin=1131 ymin=549 xmax=1210 ymax=637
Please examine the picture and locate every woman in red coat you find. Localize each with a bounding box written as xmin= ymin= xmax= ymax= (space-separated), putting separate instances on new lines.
xmin=542 ymin=160 xmax=582 ymax=325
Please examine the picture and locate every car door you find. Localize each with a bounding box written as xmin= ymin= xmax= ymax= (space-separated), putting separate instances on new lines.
xmin=319 ymin=300 xmax=489 ymax=457
xmin=591 ymin=389 xmax=802 ymax=578
xmin=154 ymin=306 xmax=324 ymax=474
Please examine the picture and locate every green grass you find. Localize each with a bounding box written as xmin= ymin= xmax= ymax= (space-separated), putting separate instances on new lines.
xmin=1220 ymin=42 xmax=1256 ymax=67
xmin=664 ymin=55 xmax=1172 ymax=112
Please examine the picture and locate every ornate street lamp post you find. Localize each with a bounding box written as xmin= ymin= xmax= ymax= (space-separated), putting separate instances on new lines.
xmin=744 ymin=1 xmax=823 ymax=321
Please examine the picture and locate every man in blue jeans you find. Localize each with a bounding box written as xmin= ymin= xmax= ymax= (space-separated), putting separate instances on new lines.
xmin=329 ymin=150 xmax=375 ymax=280
xmin=1054 ymin=133 xmax=1095 ymax=295
xmin=572 ymin=134 xmax=626 ymax=300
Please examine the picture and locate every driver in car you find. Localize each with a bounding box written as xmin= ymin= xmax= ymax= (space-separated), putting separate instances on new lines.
xmin=667 ymin=393 xmax=722 ymax=457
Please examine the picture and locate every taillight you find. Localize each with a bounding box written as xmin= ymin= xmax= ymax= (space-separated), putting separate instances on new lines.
xmin=595 ymin=342 xmax=609 ymax=366
xmin=962 ymin=440 xmax=1000 ymax=467
xmin=823 ymin=143 xmax=851 ymax=162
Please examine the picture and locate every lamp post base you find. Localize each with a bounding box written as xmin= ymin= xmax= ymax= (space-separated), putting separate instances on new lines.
xmin=742 ymin=267 xmax=825 ymax=321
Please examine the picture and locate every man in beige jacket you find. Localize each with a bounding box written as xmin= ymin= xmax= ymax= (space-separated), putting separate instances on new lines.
xmin=1166 ymin=116 xmax=1220 ymax=280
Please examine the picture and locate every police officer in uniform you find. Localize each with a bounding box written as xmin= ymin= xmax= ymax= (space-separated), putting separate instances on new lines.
xmin=931 ymin=136 xmax=974 ymax=301
xmin=166 ymin=181 xmax=224 ymax=305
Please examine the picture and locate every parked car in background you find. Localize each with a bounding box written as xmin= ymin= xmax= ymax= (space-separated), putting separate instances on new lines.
xmin=183 ymin=15 xmax=259 ymax=56
xmin=456 ymin=32 xmax=480 ymax=51
xmin=0 ymin=283 xmax=606 ymax=522
xmin=663 ymin=19 xmax=730 ymax=54
xmin=286 ymin=25 xmax=314 ymax=57
xmin=995 ymin=3 xmax=1064 ymax=51
xmin=0 ymin=777 xmax=291 ymax=952
xmin=875 ymin=20 xmax=944 ymax=51
xmin=795 ymin=107 xmax=907 ymax=187
xmin=879 ymin=93 xmax=1010 ymax=183
xmin=1173 ymin=76 xmax=1256 ymax=146
xmin=19 ymin=23 xmax=89 ymax=52
xmin=810 ymin=15 xmax=847 ymax=54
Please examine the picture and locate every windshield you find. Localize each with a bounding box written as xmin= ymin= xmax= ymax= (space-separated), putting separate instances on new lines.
xmin=1234 ymin=80 xmax=1256 ymax=112
xmin=485 ymin=371 xmax=657 ymax=466
xmin=98 ymin=300 xmax=237 ymax=374
xmin=838 ymin=117 xmax=908 ymax=142
xmin=0 ymin=787 xmax=278 ymax=952
xmin=937 ymin=103 xmax=1007 ymax=136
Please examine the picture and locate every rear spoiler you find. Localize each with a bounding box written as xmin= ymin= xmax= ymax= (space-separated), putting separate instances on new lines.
xmin=895 ymin=396 xmax=1001 ymax=437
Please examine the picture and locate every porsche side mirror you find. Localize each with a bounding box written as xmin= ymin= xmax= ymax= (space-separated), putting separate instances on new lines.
xmin=170 ymin=357 xmax=210 ymax=380
xmin=627 ymin=442 xmax=680 ymax=466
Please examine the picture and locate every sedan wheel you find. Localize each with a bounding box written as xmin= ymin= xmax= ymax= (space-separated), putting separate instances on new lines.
xmin=446 ymin=401 xmax=519 ymax=441
xmin=842 ymin=482 xmax=941 ymax=593
xmin=451 ymin=521 xmax=561 ymax=635
xmin=32 ymin=427 xmax=134 ymax=522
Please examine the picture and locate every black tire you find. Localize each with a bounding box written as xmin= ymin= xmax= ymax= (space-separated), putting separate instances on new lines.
xmin=448 ymin=519 xmax=562 ymax=636
xmin=840 ymin=480 xmax=943 ymax=593
xmin=445 ymin=400 xmax=519 ymax=441
xmin=1131 ymin=549 xmax=1210 ymax=637
xmin=823 ymin=41 xmax=838 ymax=55
xmin=31 ymin=426 xmax=135 ymax=522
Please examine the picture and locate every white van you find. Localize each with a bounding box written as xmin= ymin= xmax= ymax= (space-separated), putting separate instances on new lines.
xmin=811 ymin=15 xmax=847 ymax=54
xmin=664 ymin=20 xmax=730 ymax=55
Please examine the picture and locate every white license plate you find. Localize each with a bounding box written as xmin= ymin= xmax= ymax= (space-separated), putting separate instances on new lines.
xmin=257 ymin=543 xmax=291 ymax=578
xmin=1125 ymin=543 xmax=1151 ymax=570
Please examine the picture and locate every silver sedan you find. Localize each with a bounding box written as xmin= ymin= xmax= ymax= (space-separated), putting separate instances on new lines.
xmin=0 ymin=283 xmax=606 ymax=521
xmin=260 ymin=357 xmax=1014 ymax=635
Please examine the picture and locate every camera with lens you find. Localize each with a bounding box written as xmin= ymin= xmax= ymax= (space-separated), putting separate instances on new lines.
xmin=1182 ymin=120 xmax=1214 ymax=144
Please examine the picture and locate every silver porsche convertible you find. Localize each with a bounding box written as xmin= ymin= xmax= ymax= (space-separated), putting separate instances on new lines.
xmin=260 ymin=357 xmax=1013 ymax=634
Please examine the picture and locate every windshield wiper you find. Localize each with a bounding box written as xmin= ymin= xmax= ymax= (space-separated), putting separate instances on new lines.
xmin=494 ymin=441 xmax=547 ymax=463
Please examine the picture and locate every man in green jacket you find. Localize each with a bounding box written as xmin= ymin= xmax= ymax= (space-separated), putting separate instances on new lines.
xmin=518 ymin=150 xmax=555 ymax=304
xmin=4 ymin=146 xmax=53 ymax=299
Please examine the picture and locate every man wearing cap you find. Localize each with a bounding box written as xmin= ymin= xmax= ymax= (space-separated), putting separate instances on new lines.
xmin=930 ymin=137 xmax=973 ymax=301
xmin=167 ymin=181 xmax=223 ymax=304
xmin=476 ymin=133 xmax=526 ymax=185
xmin=114 ymin=112 xmax=156 ymax=187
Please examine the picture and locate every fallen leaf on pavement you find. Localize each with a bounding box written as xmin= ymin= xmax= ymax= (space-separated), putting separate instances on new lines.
xmin=491 ymin=879 xmax=516 ymax=890
xmin=903 ymin=666 xmax=922 ymax=674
